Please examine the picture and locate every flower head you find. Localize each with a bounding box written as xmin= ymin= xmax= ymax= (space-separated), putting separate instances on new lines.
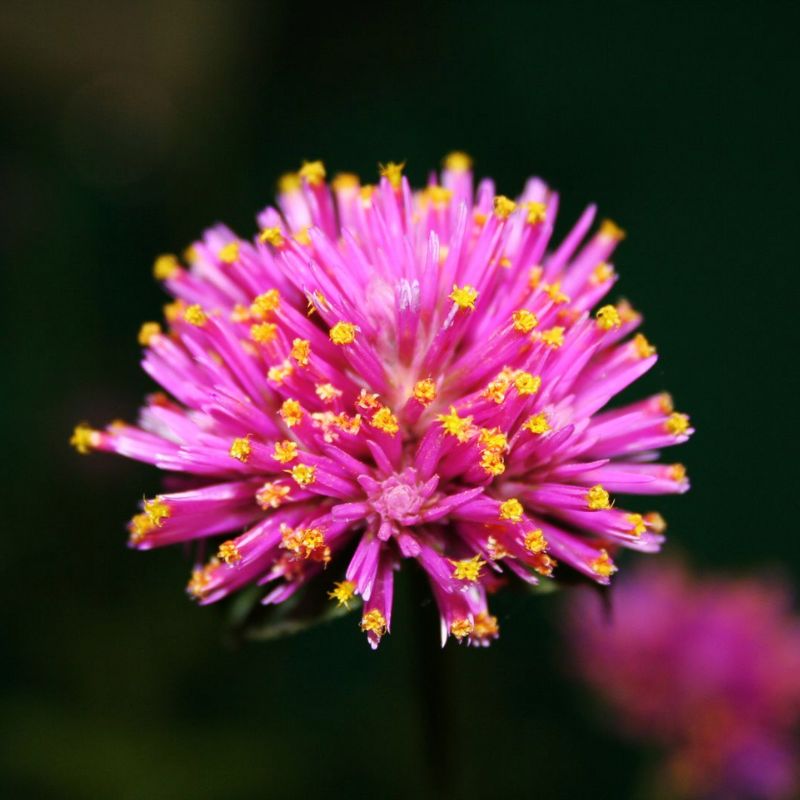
xmin=566 ymin=563 xmax=800 ymax=799
xmin=73 ymin=155 xmax=692 ymax=648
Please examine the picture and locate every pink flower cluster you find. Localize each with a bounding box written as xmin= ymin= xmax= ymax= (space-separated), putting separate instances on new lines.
xmin=567 ymin=563 xmax=800 ymax=799
xmin=72 ymin=155 xmax=691 ymax=647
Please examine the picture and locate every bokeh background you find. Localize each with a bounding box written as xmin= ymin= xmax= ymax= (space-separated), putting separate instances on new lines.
xmin=2 ymin=2 xmax=798 ymax=798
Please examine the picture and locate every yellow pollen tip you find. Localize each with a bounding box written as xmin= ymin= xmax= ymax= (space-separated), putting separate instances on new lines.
xmin=332 ymin=172 xmax=360 ymax=192
xmin=290 ymin=338 xmax=311 ymax=367
xmin=127 ymin=513 xmax=154 ymax=544
xmin=315 ymin=383 xmax=342 ymax=403
xmin=596 ymin=304 xmax=622 ymax=331
xmin=328 ymin=580 xmax=356 ymax=607
xmin=229 ymin=436 xmax=252 ymax=463
xmin=70 ymin=423 xmax=98 ymax=454
xmin=522 ymin=413 xmax=551 ymax=435
xmin=538 ymin=326 xmax=565 ymax=349
xmin=279 ymin=399 xmax=304 ymax=428
xmin=449 ymin=284 xmax=478 ymax=311
xmin=645 ymin=511 xmax=667 ymax=534
xmin=542 ymin=281 xmax=570 ymax=304
xmin=626 ymin=513 xmax=646 ymax=537
xmin=633 ymin=333 xmax=656 ymax=358
xmin=371 ymin=406 xmax=399 ymax=436
xmin=523 ymin=529 xmax=548 ymax=554
xmin=413 ymin=378 xmax=437 ymax=405
xmin=665 ymin=412 xmax=691 ymax=436
xmin=258 ymin=227 xmax=285 ymax=247
xmin=436 ymin=406 xmax=474 ymax=442
xmin=473 ymin=611 xmax=499 ymax=639
xmin=255 ymin=482 xmax=291 ymax=509
xmin=299 ymin=160 xmax=326 ymax=186
xmin=669 ymin=463 xmax=687 ymax=482
xmin=251 ymin=289 xmax=281 ymax=317
xmin=329 ymin=321 xmax=358 ymax=345
xmin=599 ymin=219 xmax=627 ymax=241
xmin=591 ymin=549 xmax=618 ymax=578
xmin=528 ymin=265 xmax=543 ymax=289
xmin=183 ymin=304 xmax=207 ymax=327
xmin=480 ymin=450 xmax=505 ymax=476
xmin=272 ymin=440 xmax=298 ymax=463
xmin=218 ymin=241 xmax=240 ymax=264
xmin=493 ymin=195 xmax=516 ymax=219
xmin=153 ymin=254 xmax=179 ymax=281
xmin=514 ymin=371 xmax=541 ymax=396
xmin=138 ymin=322 xmax=161 ymax=346
xmin=217 ymin=540 xmax=242 ymax=565
xmin=267 ymin=360 xmax=294 ymax=385
xmin=450 ymin=554 xmax=486 ymax=582
xmin=451 ymin=619 xmax=474 ymax=640
xmin=289 ymin=463 xmax=316 ymax=486
xmin=512 ymin=309 xmax=538 ymax=333
xmin=499 ymin=498 xmax=524 ymax=522
xmin=379 ymin=161 xmax=405 ymax=188
xmin=360 ymin=609 xmax=387 ymax=636
xmin=443 ymin=151 xmax=473 ymax=172
xmin=591 ymin=262 xmax=614 ymax=285
xmin=525 ymin=201 xmax=547 ymax=225
xmin=277 ymin=172 xmax=302 ymax=193
xmin=250 ymin=321 xmax=277 ymax=343
xmin=586 ymin=484 xmax=611 ymax=510
xmin=426 ymin=185 xmax=453 ymax=206
xmin=143 ymin=497 xmax=171 ymax=527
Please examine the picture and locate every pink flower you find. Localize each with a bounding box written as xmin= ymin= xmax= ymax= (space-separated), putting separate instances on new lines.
xmin=566 ymin=563 xmax=800 ymax=799
xmin=71 ymin=154 xmax=691 ymax=648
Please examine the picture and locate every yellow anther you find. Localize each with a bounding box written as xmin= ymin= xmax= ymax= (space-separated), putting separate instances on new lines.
xmin=251 ymin=289 xmax=281 ymax=317
xmin=258 ymin=227 xmax=285 ymax=247
xmin=599 ymin=219 xmax=626 ymax=241
xmin=498 ymin=256 xmax=512 ymax=269
xmin=127 ymin=513 xmax=154 ymax=544
xmin=528 ymin=265 xmax=543 ymax=288
xmin=183 ymin=304 xmax=207 ymax=326
xmin=499 ymin=498 xmax=524 ymax=522
xmin=531 ymin=552 xmax=556 ymax=577
xmin=267 ymin=359 xmax=294 ymax=385
xmin=278 ymin=172 xmax=302 ymax=193
xmin=658 ymin=392 xmax=675 ymax=414
xmin=413 ymin=378 xmax=437 ymax=405
xmin=542 ymin=281 xmax=570 ymax=305
xmin=645 ymin=511 xmax=667 ymax=534
xmin=183 ymin=244 xmax=199 ymax=264
xmin=361 ymin=609 xmax=387 ymax=636
xmin=153 ymin=254 xmax=179 ymax=280
xmin=217 ymin=540 xmax=242 ymax=565
xmin=289 ymin=463 xmax=316 ymax=486
xmin=523 ymin=529 xmax=548 ymax=554
xmin=230 ymin=304 xmax=250 ymax=323
xmin=596 ymin=304 xmax=622 ymax=331
xmin=186 ymin=560 xmax=218 ymax=599
xmin=626 ymin=513 xmax=646 ymax=537
xmin=633 ymin=333 xmax=656 ymax=358
xmin=360 ymin=185 xmax=375 ymax=204
xmin=328 ymin=580 xmax=356 ymax=608
xmin=473 ymin=612 xmax=499 ymax=639
xmin=255 ymin=482 xmax=291 ymax=509
xmin=279 ymin=399 xmax=303 ymax=428
xmin=450 ymin=554 xmax=486 ymax=582
xmin=138 ymin=322 xmax=161 ymax=346
xmin=332 ymin=172 xmax=360 ymax=192
xmin=522 ymin=413 xmax=551 ymax=435
xmin=315 ymin=383 xmax=342 ymax=403
xmin=299 ymin=160 xmax=326 ymax=186
xmin=443 ymin=151 xmax=473 ymax=172
xmin=512 ymin=309 xmax=538 ymax=333
xmin=586 ymin=484 xmax=611 ymax=510
xmin=493 ymin=195 xmax=516 ymax=219
xmin=371 ymin=406 xmax=399 ymax=436
xmin=669 ymin=463 xmax=687 ymax=482
xmin=486 ymin=536 xmax=509 ymax=560
xmin=449 ymin=284 xmax=478 ymax=311
xmin=218 ymin=241 xmax=240 ymax=264
xmin=250 ymin=321 xmax=277 ymax=343
xmin=478 ymin=427 xmax=508 ymax=452
xmin=591 ymin=549 xmax=618 ymax=578
xmin=539 ymin=326 xmax=565 ymax=349
xmin=473 ymin=211 xmax=487 ymax=226
xmin=229 ymin=436 xmax=252 ymax=463
xmin=526 ymin=201 xmax=547 ymax=225
xmin=356 ymin=389 xmax=381 ymax=410
xmin=591 ymin=262 xmax=614 ymax=285
xmin=426 ymin=185 xmax=453 ymax=206
xmin=329 ymin=321 xmax=358 ymax=345
xmin=334 ymin=412 xmax=361 ymax=435
xmin=665 ymin=412 xmax=690 ymax=436
xmin=282 ymin=525 xmax=329 ymax=562
xmin=290 ymin=338 xmax=311 ymax=367
xmin=514 ymin=371 xmax=541 ymax=396
xmin=293 ymin=227 xmax=312 ymax=246
xmin=480 ymin=450 xmax=505 ymax=476
xmin=379 ymin=161 xmax=405 ymax=189
xmin=451 ymin=619 xmax=474 ymax=640
xmin=272 ymin=440 xmax=298 ymax=463
xmin=617 ymin=299 xmax=638 ymax=324
xmin=483 ymin=374 xmax=510 ymax=404
xmin=436 ymin=406 xmax=474 ymax=443
xmin=144 ymin=497 xmax=171 ymax=527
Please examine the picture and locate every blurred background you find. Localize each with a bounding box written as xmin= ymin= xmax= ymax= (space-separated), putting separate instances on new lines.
xmin=2 ymin=2 xmax=798 ymax=798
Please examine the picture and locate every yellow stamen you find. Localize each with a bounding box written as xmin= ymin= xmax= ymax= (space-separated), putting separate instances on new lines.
xmin=128 ymin=513 xmax=154 ymax=544
xmin=512 ymin=309 xmax=538 ymax=333
xmin=531 ymin=553 xmax=556 ymax=577
xmin=258 ymin=227 xmax=285 ymax=247
xmin=514 ymin=371 xmax=541 ymax=396
xmin=413 ymin=378 xmax=437 ymax=405
xmin=483 ymin=374 xmax=510 ymax=404
xmin=443 ymin=151 xmax=473 ymax=172
xmin=356 ymin=389 xmax=381 ymax=410
xmin=299 ymin=160 xmax=326 ymax=186
xmin=451 ymin=619 xmax=474 ymax=640
xmin=522 ymin=413 xmax=551 ymax=435
xmin=361 ymin=609 xmax=387 ymax=636
xmin=599 ymin=219 xmax=626 ymax=241
xmin=480 ymin=450 xmax=505 ymax=476
xmin=523 ymin=529 xmax=547 ymax=554
xmin=591 ymin=262 xmax=614 ymax=285
xmin=586 ymin=484 xmax=611 ymax=510
xmin=255 ymin=482 xmax=291 ymax=509
xmin=543 ymin=281 xmax=570 ymax=304
xmin=251 ymin=289 xmax=281 ymax=317
xmin=332 ymin=173 xmax=360 ymax=192
xmin=267 ymin=360 xmax=294 ymax=385
xmin=153 ymin=254 xmax=179 ymax=281
xmin=184 ymin=304 xmax=207 ymax=326
xmin=437 ymin=406 xmax=473 ymax=442
xmin=473 ymin=612 xmax=499 ymax=639
xmin=499 ymin=498 xmax=524 ymax=522
xmin=645 ymin=512 xmax=667 ymax=534
xmin=486 ymin=536 xmax=509 ymax=560
xmin=329 ymin=321 xmax=357 ymax=345
xmin=426 ymin=185 xmax=453 ymax=207
xmin=187 ymin=560 xmax=218 ymax=599
xmin=293 ymin=227 xmax=312 ymax=246
xmin=183 ymin=244 xmax=199 ymax=264
xmin=596 ymin=304 xmax=622 ymax=331
xmin=665 ymin=412 xmax=690 ymax=436
xmin=163 ymin=299 xmax=185 ymax=322
xmin=538 ymin=326 xmax=565 ymax=348
xmin=493 ymin=195 xmax=516 ymax=219
xmin=526 ymin=201 xmax=547 ymax=225
xmin=289 ymin=463 xmax=316 ymax=486
xmin=379 ymin=161 xmax=405 ymax=189
xmin=217 ymin=540 xmax=242 ymax=565
xmin=278 ymin=172 xmax=302 ymax=193
xmin=658 ymin=393 xmax=675 ymax=414
xmin=528 ymin=265 xmax=543 ymax=289
xmin=315 ymin=383 xmax=342 ymax=403
xmin=70 ymin=423 xmax=99 ymax=455
xmin=144 ymin=497 xmax=171 ymax=527
xmin=450 ymin=554 xmax=486 ymax=582
xmin=591 ymin=549 xmax=617 ymax=578
xmin=138 ymin=322 xmax=161 ymax=346
xmin=449 ymin=284 xmax=478 ymax=311
xmin=218 ymin=241 xmax=240 ymax=264
xmin=229 ymin=436 xmax=252 ymax=463
xmin=280 ymin=399 xmax=303 ymax=428
xmin=669 ymin=463 xmax=687 ymax=482
xmin=626 ymin=513 xmax=646 ymax=537
xmin=250 ymin=321 xmax=277 ymax=343
xmin=290 ymin=338 xmax=311 ymax=367
xmin=633 ymin=333 xmax=656 ymax=358
xmin=478 ymin=427 xmax=507 ymax=452
xmin=371 ymin=406 xmax=399 ymax=436
xmin=272 ymin=440 xmax=298 ymax=463
xmin=328 ymin=580 xmax=356 ymax=608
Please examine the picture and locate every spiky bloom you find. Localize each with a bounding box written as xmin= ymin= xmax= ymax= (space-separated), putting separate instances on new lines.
xmin=72 ymin=154 xmax=692 ymax=648
xmin=566 ymin=563 xmax=800 ymax=799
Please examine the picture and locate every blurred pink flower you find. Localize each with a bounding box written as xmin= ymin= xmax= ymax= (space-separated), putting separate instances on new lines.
xmin=72 ymin=155 xmax=691 ymax=647
xmin=567 ymin=562 xmax=800 ymax=798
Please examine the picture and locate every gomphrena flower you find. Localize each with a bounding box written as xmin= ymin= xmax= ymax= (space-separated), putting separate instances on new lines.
xmin=566 ymin=563 xmax=800 ymax=799
xmin=72 ymin=154 xmax=692 ymax=648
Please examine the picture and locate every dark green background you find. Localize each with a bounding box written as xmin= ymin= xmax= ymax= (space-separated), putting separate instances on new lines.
xmin=2 ymin=2 xmax=798 ymax=798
